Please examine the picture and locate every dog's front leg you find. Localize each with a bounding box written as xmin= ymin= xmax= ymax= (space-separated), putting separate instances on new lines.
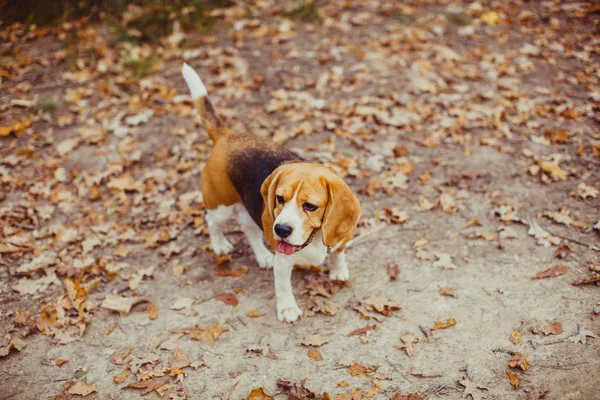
xmin=273 ymin=253 xmax=302 ymax=322
xmin=329 ymin=250 xmax=350 ymax=281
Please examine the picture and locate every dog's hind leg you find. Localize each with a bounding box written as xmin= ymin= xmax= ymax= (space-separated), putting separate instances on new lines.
xmin=206 ymin=205 xmax=235 ymax=255
xmin=236 ymin=205 xmax=273 ymax=269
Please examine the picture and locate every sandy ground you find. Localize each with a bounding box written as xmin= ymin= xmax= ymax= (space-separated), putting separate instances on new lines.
xmin=1 ymin=1 xmax=599 ymax=399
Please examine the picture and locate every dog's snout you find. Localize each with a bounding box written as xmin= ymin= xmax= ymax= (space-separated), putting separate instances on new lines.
xmin=274 ymin=224 xmax=293 ymax=238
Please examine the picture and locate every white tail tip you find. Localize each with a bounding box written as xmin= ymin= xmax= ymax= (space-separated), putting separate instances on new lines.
xmin=182 ymin=62 xmax=207 ymax=99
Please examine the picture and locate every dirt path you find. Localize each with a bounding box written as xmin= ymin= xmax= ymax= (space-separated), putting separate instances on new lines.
xmin=1 ymin=1 xmax=599 ymax=399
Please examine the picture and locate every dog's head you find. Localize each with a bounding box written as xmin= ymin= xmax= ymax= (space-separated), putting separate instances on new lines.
xmin=261 ymin=163 xmax=361 ymax=255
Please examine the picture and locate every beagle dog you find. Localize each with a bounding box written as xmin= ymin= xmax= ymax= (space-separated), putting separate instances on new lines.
xmin=182 ymin=63 xmax=361 ymax=322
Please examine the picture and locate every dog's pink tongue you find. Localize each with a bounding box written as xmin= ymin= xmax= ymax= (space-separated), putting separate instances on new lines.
xmin=276 ymin=241 xmax=297 ymax=255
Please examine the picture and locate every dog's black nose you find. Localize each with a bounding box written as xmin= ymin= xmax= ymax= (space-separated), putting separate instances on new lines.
xmin=274 ymin=224 xmax=293 ymax=238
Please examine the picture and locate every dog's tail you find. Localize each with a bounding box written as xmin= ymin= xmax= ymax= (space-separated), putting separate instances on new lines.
xmin=181 ymin=63 xmax=226 ymax=143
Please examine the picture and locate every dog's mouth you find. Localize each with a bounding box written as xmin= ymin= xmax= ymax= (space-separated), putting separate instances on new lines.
xmin=276 ymin=230 xmax=315 ymax=255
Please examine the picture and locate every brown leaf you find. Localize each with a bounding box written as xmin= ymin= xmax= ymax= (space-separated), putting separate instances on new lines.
xmin=542 ymin=321 xmax=563 ymax=336
xmin=386 ymin=264 xmax=400 ymax=280
xmin=531 ymin=266 xmax=568 ymax=279
xmin=126 ymin=378 xmax=168 ymax=396
xmin=431 ymin=318 xmax=456 ymax=331
xmin=506 ymin=371 xmax=521 ymax=389
xmin=545 ymin=129 xmax=569 ymax=144
xmin=307 ymin=349 xmax=323 ymax=361
xmin=510 ymin=330 xmax=523 ymax=344
xmin=248 ymin=387 xmax=274 ymax=400
xmin=248 ymin=309 xmax=261 ymax=317
xmin=347 ymin=362 xmax=378 ymax=378
xmin=217 ymin=264 xmax=248 ymax=277
xmin=0 ymin=337 xmax=26 ymax=357
xmin=146 ymin=303 xmax=159 ymax=319
xmin=103 ymin=322 xmax=118 ymax=336
xmin=395 ymin=334 xmax=418 ymax=357
xmin=172 ymin=322 xmax=229 ymax=346
xmin=392 ymin=393 xmax=425 ymax=400
xmin=459 ymin=379 xmax=488 ymax=400
xmin=439 ymin=287 xmax=455 ymax=297
xmin=67 ymin=381 xmax=98 ymax=397
xmin=110 ymin=347 xmax=133 ymax=365
xmin=215 ymin=292 xmax=238 ymax=306
xmin=508 ymin=353 xmax=530 ymax=371
xmin=554 ymin=245 xmax=571 ymax=259
xmin=55 ymin=359 xmax=68 ymax=367
xmin=113 ymin=366 xmax=130 ymax=383
xmin=298 ymin=334 xmax=330 ymax=347
xmin=347 ymin=325 xmax=377 ymax=337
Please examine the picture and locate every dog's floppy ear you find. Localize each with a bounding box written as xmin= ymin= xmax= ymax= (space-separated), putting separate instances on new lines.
xmin=261 ymin=167 xmax=285 ymax=221
xmin=322 ymin=176 xmax=361 ymax=249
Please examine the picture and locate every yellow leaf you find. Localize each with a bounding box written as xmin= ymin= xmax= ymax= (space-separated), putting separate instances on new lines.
xmin=481 ymin=11 xmax=499 ymax=25
xmin=506 ymin=371 xmax=521 ymax=389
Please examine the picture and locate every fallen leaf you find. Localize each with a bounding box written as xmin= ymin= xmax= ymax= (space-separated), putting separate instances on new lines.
xmin=481 ymin=11 xmax=499 ymax=25
xmin=570 ymin=182 xmax=599 ymax=199
xmin=510 ymin=330 xmax=523 ymax=345
xmin=146 ymin=303 xmax=158 ymax=319
xmin=126 ymin=378 xmax=168 ymax=396
xmin=307 ymin=349 xmax=322 ymax=361
xmin=540 ymin=160 xmax=566 ymax=180
xmin=440 ymin=287 xmax=455 ymax=297
xmin=110 ymin=347 xmax=133 ymax=365
xmin=217 ymin=264 xmax=248 ymax=277
xmin=103 ymin=322 xmax=118 ymax=336
xmin=113 ymin=367 xmax=129 ymax=383
xmin=568 ymin=325 xmax=596 ymax=344
xmin=431 ymin=318 xmax=456 ymax=331
xmin=542 ymin=321 xmax=563 ymax=336
xmin=298 ymin=334 xmax=330 ymax=347
xmin=55 ymin=359 xmax=68 ymax=367
xmin=386 ymin=264 xmax=400 ymax=280
xmin=395 ymin=334 xmax=418 ymax=357
xmin=412 ymin=238 xmax=428 ymax=248
xmin=507 ymin=371 xmax=521 ymax=389
xmin=248 ymin=387 xmax=274 ymax=400
xmin=67 ymin=381 xmax=98 ymax=397
xmin=554 ymin=245 xmax=571 ymax=259
xmin=101 ymin=294 xmax=149 ymax=314
xmin=508 ymin=353 xmax=530 ymax=371
xmin=459 ymin=378 xmax=488 ymax=400
xmin=170 ymin=297 xmax=195 ymax=310
xmin=347 ymin=325 xmax=377 ymax=337
xmin=433 ymin=253 xmax=457 ymax=269
xmin=347 ymin=362 xmax=378 ymax=378
xmin=173 ymin=322 xmax=229 ymax=346
xmin=248 ymin=309 xmax=261 ymax=317
xmin=532 ymin=266 xmax=568 ymax=279
xmin=0 ymin=337 xmax=26 ymax=357
xmin=215 ymin=292 xmax=239 ymax=306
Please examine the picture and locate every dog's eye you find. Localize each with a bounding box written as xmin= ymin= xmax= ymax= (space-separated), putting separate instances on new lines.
xmin=303 ymin=202 xmax=318 ymax=212
xmin=276 ymin=195 xmax=285 ymax=205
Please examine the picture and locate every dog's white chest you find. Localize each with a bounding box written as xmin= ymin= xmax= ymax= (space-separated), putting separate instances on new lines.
xmin=292 ymin=230 xmax=328 ymax=266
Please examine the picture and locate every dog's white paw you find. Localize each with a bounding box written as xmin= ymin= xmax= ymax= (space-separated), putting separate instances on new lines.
xmin=212 ymin=237 xmax=234 ymax=255
xmin=255 ymin=251 xmax=274 ymax=269
xmin=329 ymin=267 xmax=350 ymax=281
xmin=277 ymin=304 xmax=303 ymax=323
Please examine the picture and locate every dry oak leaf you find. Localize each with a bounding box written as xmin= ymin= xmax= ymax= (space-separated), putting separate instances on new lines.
xmin=146 ymin=303 xmax=158 ymax=320
xmin=299 ymin=334 xmax=330 ymax=347
xmin=386 ymin=264 xmax=400 ymax=280
xmin=0 ymin=337 xmax=26 ymax=357
xmin=172 ymin=322 xmax=229 ymax=346
xmin=55 ymin=359 xmax=68 ymax=367
xmin=431 ymin=318 xmax=457 ymax=331
xmin=531 ymin=266 xmax=568 ymax=279
xmin=101 ymin=294 xmax=149 ymax=314
xmin=67 ymin=381 xmax=98 ymax=397
xmin=276 ymin=378 xmax=325 ymax=399
xmin=570 ymin=182 xmax=599 ymax=199
xmin=392 ymin=393 xmax=425 ymax=400
xmin=248 ymin=387 xmax=274 ymax=400
xmin=248 ymin=309 xmax=261 ymax=317
xmin=215 ymin=292 xmax=239 ymax=306
xmin=554 ymin=245 xmax=571 ymax=259
xmin=459 ymin=378 xmax=488 ymax=400
xmin=113 ymin=367 xmax=129 ymax=384
xmin=347 ymin=362 xmax=378 ymax=378
xmin=506 ymin=371 xmax=521 ymax=389
xmin=170 ymin=297 xmax=194 ymax=310
xmin=508 ymin=353 xmax=530 ymax=371
xmin=568 ymin=326 xmax=596 ymax=344
xmin=307 ymin=348 xmax=323 ymax=361
xmin=510 ymin=330 xmax=524 ymax=345
xmin=347 ymin=325 xmax=377 ymax=337
xmin=126 ymin=378 xmax=168 ymax=396
xmin=542 ymin=321 xmax=563 ymax=336
xmin=395 ymin=334 xmax=418 ymax=357
xmin=539 ymin=160 xmax=567 ymax=181
xmin=440 ymin=287 xmax=455 ymax=297
xmin=217 ymin=264 xmax=248 ymax=277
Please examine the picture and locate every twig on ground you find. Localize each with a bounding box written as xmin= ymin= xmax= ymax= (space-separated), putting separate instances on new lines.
xmin=541 ymin=224 xmax=599 ymax=252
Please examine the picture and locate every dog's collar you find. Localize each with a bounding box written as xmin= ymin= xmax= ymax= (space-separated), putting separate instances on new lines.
xmin=297 ymin=229 xmax=316 ymax=252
